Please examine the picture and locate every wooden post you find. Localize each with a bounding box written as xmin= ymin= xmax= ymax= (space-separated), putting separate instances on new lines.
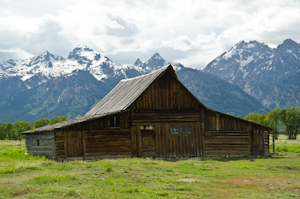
xmin=273 ymin=130 xmax=275 ymax=153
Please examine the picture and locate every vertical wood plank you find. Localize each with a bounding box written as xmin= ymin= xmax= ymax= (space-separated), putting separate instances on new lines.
xmin=64 ymin=131 xmax=67 ymax=159
xmin=261 ymin=130 xmax=265 ymax=156
xmin=158 ymin=125 xmax=161 ymax=157
xmin=195 ymin=125 xmax=200 ymax=157
xmin=201 ymin=123 xmax=205 ymax=157
xmin=82 ymin=131 xmax=86 ymax=159
xmin=138 ymin=126 xmax=142 ymax=157
xmin=165 ymin=125 xmax=169 ymax=158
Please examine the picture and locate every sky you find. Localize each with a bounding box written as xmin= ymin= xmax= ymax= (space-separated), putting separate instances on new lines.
xmin=1 ymin=0 xmax=300 ymax=69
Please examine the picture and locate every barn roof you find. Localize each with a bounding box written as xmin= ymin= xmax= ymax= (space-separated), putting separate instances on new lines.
xmin=85 ymin=64 xmax=207 ymax=115
xmin=22 ymin=111 xmax=124 ymax=134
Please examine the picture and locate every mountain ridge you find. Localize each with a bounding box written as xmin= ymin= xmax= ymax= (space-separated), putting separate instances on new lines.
xmin=0 ymin=46 xmax=269 ymax=123
xmin=203 ymin=39 xmax=300 ymax=109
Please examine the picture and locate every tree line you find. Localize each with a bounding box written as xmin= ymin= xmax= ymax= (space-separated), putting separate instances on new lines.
xmin=244 ymin=107 xmax=300 ymax=140
xmin=0 ymin=116 xmax=68 ymax=140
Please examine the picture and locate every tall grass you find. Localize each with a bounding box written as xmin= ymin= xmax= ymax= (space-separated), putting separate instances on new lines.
xmin=1 ymin=140 xmax=300 ymax=198
xmin=273 ymin=142 xmax=300 ymax=153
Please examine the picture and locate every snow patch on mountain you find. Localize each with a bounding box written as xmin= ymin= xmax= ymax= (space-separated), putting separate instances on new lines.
xmin=203 ymin=39 xmax=300 ymax=108
xmin=0 ymin=46 xmax=185 ymax=95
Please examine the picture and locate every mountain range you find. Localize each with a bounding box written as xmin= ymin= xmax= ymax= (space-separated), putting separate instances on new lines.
xmin=0 ymin=44 xmax=268 ymax=123
xmin=203 ymin=39 xmax=300 ymax=109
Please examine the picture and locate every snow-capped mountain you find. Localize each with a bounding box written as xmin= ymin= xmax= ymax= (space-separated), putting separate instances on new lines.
xmin=0 ymin=45 xmax=268 ymax=124
xmin=203 ymin=39 xmax=300 ymax=108
xmin=133 ymin=52 xmax=184 ymax=72
xmin=0 ymin=45 xmax=183 ymax=97
xmin=0 ymin=44 xmax=142 ymax=100
xmin=0 ymin=44 xmax=130 ymax=83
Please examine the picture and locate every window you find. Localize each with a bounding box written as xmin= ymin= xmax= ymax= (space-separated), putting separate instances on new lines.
xmin=37 ymin=139 xmax=40 ymax=146
xmin=182 ymin=126 xmax=190 ymax=134
xmin=110 ymin=116 xmax=120 ymax=128
xmin=171 ymin=126 xmax=191 ymax=134
xmin=171 ymin=126 xmax=179 ymax=134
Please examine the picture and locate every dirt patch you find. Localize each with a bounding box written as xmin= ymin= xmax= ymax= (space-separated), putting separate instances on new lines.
xmin=14 ymin=170 xmax=27 ymax=173
xmin=226 ymin=176 xmax=263 ymax=185
xmin=177 ymin=179 xmax=197 ymax=183
xmin=271 ymin=166 xmax=300 ymax=171
xmin=11 ymin=190 xmax=38 ymax=197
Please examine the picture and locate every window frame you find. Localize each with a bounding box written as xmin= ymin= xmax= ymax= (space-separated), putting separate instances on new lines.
xmin=171 ymin=126 xmax=179 ymax=134
xmin=110 ymin=116 xmax=120 ymax=128
xmin=170 ymin=125 xmax=191 ymax=135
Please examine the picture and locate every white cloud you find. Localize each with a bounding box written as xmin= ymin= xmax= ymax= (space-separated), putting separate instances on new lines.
xmin=0 ymin=0 xmax=300 ymax=69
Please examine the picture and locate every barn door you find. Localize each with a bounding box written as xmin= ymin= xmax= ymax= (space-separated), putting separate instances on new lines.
xmin=141 ymin=130 xmax=156 ymax=157
xmin=66 ymin=131 xmax=83 ymax=158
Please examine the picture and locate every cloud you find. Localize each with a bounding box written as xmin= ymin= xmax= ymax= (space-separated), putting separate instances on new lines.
xmin=105 ymin=15 xmax=139 ymax=37
xmin=0 ymin=49 xmax=33 ymax=62
xmin=1 ymin=0 xmax=300 ymax=69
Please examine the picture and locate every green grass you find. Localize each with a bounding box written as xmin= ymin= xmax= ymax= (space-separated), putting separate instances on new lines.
xmin=270 ymin=134 xmax=300 ymax=153
xmin=0 ymin=140 xmax=300 ymax=198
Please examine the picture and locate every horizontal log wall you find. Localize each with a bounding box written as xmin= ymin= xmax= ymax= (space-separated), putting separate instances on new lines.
xmin=59 ymin=112 xmax=130 ymax=132
xmin=132 ymin=111 xmax=202 ymax=125
xmin=204 ymin=109 xmax=270 ymax=157
xmin=25 ymin=132 xmax=55 ymax=159
xmin=204 ymin=131 xmax=250 ymax=157
xmin=85 ymin=130 xmax=131 ymax=159
xmin=54 ymin=112 xmax=131 ymax=160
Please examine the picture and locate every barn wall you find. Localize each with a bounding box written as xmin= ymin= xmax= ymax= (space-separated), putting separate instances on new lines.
xmin=131 ymin=111 xmax=204 ymax=158
xmin=25 ymin=132 xmax=55 ymax=159
xmin=84 ymin=130 xmax=131 ymax=159
xmin=55 ymin=111 xmax=131 ymax=160
xmin=204 ymin=109 xmax=270 ymax=157
xmin=132 ymin=71 xmax=203 ymax=111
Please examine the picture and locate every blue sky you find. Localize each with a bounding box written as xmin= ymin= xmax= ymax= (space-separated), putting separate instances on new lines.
xmin=1 ymin=0 xmax=300 ymax=69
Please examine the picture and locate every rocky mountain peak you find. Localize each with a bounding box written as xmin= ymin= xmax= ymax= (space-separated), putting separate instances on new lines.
xmin=35 ymin=51 xmax=51 ymax=61
xmin=134 ymin=58 xmax=143 ymax=66
xmin=150 ymin=52 xmax=163 ymax=60
xmin=203 ymin=39 xmax=300 ymax=109
xmin=282 ymin=39 xmax=299 ymax=46
xmin=68 ymin=44 xmax=98 ymax=61
xmin=142 ymin=53 xmax=166 ymax=71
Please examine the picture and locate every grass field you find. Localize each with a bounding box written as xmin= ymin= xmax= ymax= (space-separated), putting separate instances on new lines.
xmin=0 ymin=140 xmax=300 ymax=198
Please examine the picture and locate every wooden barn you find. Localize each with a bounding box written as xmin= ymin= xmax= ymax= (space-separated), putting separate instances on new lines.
xmin=22 ymin=65 xmax=272 ymax=160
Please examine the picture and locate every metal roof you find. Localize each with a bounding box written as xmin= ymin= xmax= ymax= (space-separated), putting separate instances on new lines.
xmin=85 ymin=65 xmax=172 ymax=115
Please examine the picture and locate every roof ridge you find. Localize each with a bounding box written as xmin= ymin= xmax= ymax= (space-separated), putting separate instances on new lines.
xmin=121 ymin=65 xmax=170 ymax=82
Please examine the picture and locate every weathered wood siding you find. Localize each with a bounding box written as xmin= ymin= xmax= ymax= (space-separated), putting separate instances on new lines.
xmin=131 ymin=124 xmax=203 ymax=158
xmin=204 ymin=109 xmax=270 ymax=157
xmin=25 ymin=132 xmax=55 ymax=159
xmin=54 ymin=112 xmax=131 ymax=160
xmin=204 ymin=131 xmax=250 ymax=157
xmin=130 ymin=110 xmax=204 ymax=158
xmin=132 ymin=71 xmax=203 ymax=111
xmin=84 ymin=130 xmax=131 ymax=159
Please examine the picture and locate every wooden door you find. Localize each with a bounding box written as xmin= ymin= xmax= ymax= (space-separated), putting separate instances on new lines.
xmin=66 ymin=131 xmax=83 ymax=157
xmin=141 ymin=130 xmax=156 ymax=157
